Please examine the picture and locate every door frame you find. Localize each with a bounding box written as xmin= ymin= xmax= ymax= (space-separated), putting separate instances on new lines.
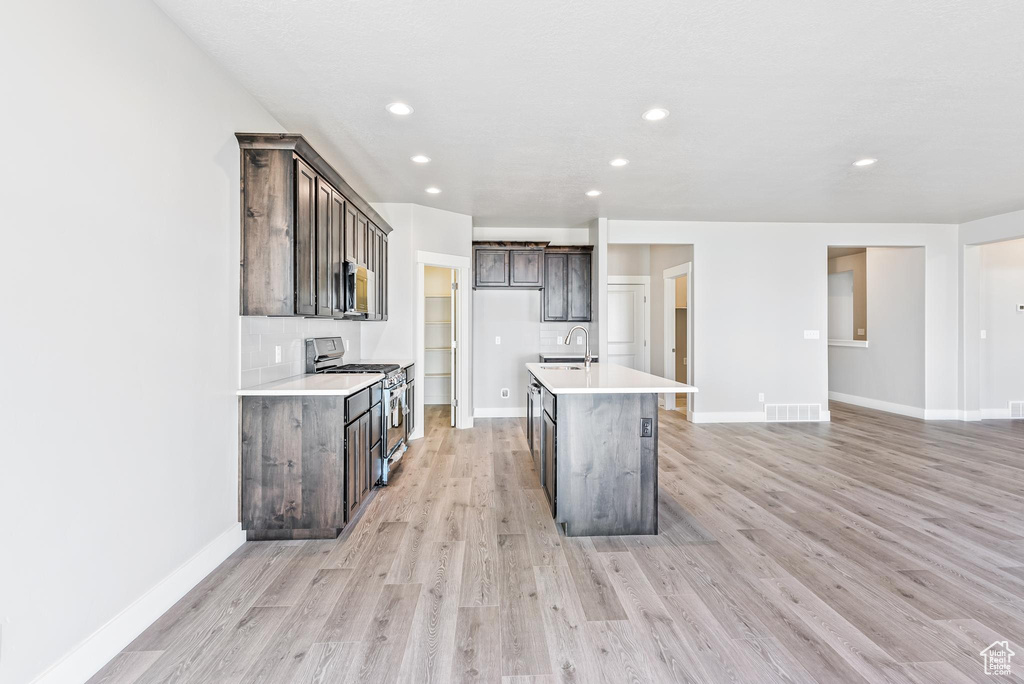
xmin=662 ymin=262 xmax=693 ymax=418
xmin=416 ymin=250 xmax=473 ymax=436
xmin=607 ymin=275 xmax=651 ymax=373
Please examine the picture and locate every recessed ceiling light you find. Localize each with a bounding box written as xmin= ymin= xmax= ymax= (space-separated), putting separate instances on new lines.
xmin=609 ymin=158 xmax=630 ymax=167
xmin=411 ymin=155 xmax=431 ymax=164
xmin=642 ymin=108 xmax=670 ymax=121
xmin=386 ymin=102 xmax=413 ymax=116
xmin=586 ymin=190 xmax=602 ymax=197
xmin=425 ymin=187 xmax=441 ymax=194
xmin=852 ymin=158 xmax=877 ymax=167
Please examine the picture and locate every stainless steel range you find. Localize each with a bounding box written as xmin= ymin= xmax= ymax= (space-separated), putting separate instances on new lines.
xmin=305 ymin=337 xmax=409 ymax=485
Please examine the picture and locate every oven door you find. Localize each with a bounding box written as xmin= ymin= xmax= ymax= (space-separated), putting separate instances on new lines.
xmin=387 ymin=384 xmax=407 ymax=457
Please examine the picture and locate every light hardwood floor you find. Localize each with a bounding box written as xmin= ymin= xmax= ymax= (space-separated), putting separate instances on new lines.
xmin=90 ymin=402 xmax=1024 ymax=683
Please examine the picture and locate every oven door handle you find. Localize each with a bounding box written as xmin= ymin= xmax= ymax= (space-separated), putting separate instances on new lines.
xmin=392 ymin=384 xmax=410 ymax=415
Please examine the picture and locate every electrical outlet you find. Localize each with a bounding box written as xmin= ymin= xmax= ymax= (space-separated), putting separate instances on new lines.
xmin=758 ymin=393 xmax=765 ymax=403
xmin=576 ymin=335 xmax=583 ymax=345
xmin=981 ymin=330 xmax=987 ymax=339
xmin=274 ymin=345 xmax=282 ymax=363
xmin=803 ymin=330 xmax=820 ymax=340
xmin=640 ymin=418 xmax=653 ymax=438
xmin=495 ymin=336 xmax=501 ymax=345
xmin=1017 ymin=303 xmax=1024 ymax=312
xmin=500 ymin=388 xmax=510 ymax=399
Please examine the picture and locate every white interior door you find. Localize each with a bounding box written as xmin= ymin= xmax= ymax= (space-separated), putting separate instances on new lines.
xmin=450 ymin=270 xmax=457 ymax=427
xmin=607 ymin=283 xmax=647 ymax=370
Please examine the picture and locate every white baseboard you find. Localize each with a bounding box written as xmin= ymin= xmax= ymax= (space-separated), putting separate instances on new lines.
xmin=32 ymin=523 xmax=246 ymax=684
xmin=474 ymin=407 xmax=527 ymax=418
xmin=923 ymin=409 xmax=962 ymax=421
xmin=829 ymin=391 xmax=926 ymax=419
xmin=690 ymin=411 xmax=766 ymax=424
xmin=961 ymin=410 xmax=983 ymax=422
xmin=980 ymin=408 xmax=1013 ymax=420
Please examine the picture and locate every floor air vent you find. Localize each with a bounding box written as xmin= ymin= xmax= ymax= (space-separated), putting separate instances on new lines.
xmin=1012 ymin=401 xmax=1024 ymax=419
xmin=765 ymin=403 xmax=822 ymax=423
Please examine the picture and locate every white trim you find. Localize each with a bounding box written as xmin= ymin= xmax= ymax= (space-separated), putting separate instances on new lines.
xmin=32 ymin=523 xmax=245 ymax=684
xmin=980 ymin=408 xmax=1013 ymax=420
xmin=924 ymin=409 xmax=962 ymax=421
xmin=415 ymin=251 xmax=473 ymax=435
xmin=662 ymin=262 xmax=692 ymax=413
xmin=606 ymin=275 xmax=651 ymax=373
xmin=690 ymin=411 xmax=766 ymax=424
xmin=828 ymin=339 xmax=869 ymax=348
xmin=474 ymin=407 xmax=528 ymax=418
xmin=829 ymin=391 xmax=926 ymax=419
xmin=961 ymin=410 xmax=983 ymax=422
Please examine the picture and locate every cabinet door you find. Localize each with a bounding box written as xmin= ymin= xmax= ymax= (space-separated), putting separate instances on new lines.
xmin=356 ymin=212 xmax=369 ymax=267
xmin=474 ymin=249 xmax=509 ymax=288
xmin=315 ymin=178 xmax=332 ymax=316
xmin=510 ymin=249 xmax=543 ymax=287
xmin=542 ymin=411 xmax=556 ymax=515
xmin=330 ymin=189 xmax=346 ymax=316
xmin=345 ymin=417 xmax=362 ymax=520
xmin=358 ymin=412 xmax=372 ymax=501
xmin=344 ymin=203 xmax=358 ymax=264
xmin=567 ymin=252 xmax=592 ymax=321
xmin=381 ymin=236 xmax=389 ymax=320
xmin=294 ymin=157 xmax=317 ymax=315
xmin=543 ymin=253 xmax=568 ymax=321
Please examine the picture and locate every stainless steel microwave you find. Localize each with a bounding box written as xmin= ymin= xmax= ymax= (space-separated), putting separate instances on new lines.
xmin=345 ymin=262 xmax=376 ymax=316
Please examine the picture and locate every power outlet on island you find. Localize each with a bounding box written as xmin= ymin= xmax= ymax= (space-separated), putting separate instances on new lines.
xmin=640 ymin=417 xmax=653 ymax=438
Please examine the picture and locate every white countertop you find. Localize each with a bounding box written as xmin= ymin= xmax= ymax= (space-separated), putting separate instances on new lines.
xmin=526 ymin=362 xmax=698 ymax=395
xmin=237 ymin=373 xmax=384 ymax=396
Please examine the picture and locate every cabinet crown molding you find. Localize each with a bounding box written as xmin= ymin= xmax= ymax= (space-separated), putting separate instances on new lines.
xmin=236 ymin=132 xmax=392 ymax=235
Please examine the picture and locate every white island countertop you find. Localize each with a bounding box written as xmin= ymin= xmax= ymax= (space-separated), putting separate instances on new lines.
xmin=526 ymin=362 xmax=698 ymax=395
xmin=237 ymin=373 xmax=384 ymax=397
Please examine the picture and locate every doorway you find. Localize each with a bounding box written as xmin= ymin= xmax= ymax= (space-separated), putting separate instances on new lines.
xmin=607 ymin=276 xmax=651 ymax=371
xmin=424 ymin=265 xmax=457 ymax=426
xmin=415 ymin=251 xmax=472 ymax=438
xmin=662 ymin=262 xmax=692 ymax=416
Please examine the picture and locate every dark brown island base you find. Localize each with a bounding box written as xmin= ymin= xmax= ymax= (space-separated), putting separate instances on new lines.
xmin=526 ymin=362 xmax=696 ymax=536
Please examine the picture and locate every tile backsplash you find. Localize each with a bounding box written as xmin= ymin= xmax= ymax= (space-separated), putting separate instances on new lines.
xmin=539 ymin=322 xmax=593 ymax=355
xmin=240 ymin=317 xmax=362 ymax=388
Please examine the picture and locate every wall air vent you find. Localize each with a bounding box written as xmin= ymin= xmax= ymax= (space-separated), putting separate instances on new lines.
xmin=765 ymin=403 xmax=822 ymax=423
xmin=1011 ymin=401 xmax=1024 ymax=419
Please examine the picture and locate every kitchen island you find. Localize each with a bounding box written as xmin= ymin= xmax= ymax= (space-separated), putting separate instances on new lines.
xmin=525 ymin=362 xmax=697 ymax=536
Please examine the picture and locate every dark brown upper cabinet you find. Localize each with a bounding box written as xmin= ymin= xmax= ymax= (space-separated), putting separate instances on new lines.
xmin=473 ymin=242 xmax=546 ymax=289
xmin=543 ymin=247 xmax=592 ymax=322
xmin=237 ymin=133 xmax=392 ymax=319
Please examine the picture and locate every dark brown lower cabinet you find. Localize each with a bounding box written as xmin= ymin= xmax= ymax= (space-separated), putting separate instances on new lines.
xmin=240 ymin=383 xmax=382 ymax=541
xmin=346 ymin=411 xmax=370 ymax=522
xmin=240 ymin=396 xmax=346 ymax=540
xmin=542 ymin=409 xmax=556 ymax=516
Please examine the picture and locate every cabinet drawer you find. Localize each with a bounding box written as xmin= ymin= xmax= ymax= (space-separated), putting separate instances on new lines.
xmin=346 ymin=387 xmax=370 ymax=419
xmin=371 ymin=381 xmax=383 ymax=408
xmin=542 ymin=386 xmax=556 ymax=419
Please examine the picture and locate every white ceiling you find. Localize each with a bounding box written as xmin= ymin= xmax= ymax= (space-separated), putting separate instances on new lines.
xmin=155 ymin=0 xmax=1024 ymax=227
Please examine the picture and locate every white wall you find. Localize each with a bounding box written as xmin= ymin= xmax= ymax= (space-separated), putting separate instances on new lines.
xmin=958 ymin=209 xmax=1024 ymax=416
xmin=608 ymin=220 xmax=959 ymax=421
xmin=0 ymin=0 xmax=284 ymax=681
xmin=472 ymin=226 xmax=591 ymax=245
xmin=828 ymin=248 xmax=927 ymax=412
xmin=979 ymin=238 xmax=1024 ymax=412
xmin=362 ymin=203 xmax=473 ymax=361
xmin=607 ymin=244 xmax=651 ymax=276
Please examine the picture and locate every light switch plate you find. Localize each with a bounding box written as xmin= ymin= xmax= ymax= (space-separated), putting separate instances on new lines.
xmin=576 ymin=335 xmax=583 ymax=344
xmin=803 ymin=330 xmax=820 ymax=340
xmin=500 ymin=388 xmax=510 ymax=399
xmin=274 ymin=345 xmax=282 ymax=363
xmin=981 ymin=330 xmax=987 ymax=339
xmin=758 ymin=393 xmax=765 ymax=402
xmin=495 ymin=336 xmax=501 ymax=345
